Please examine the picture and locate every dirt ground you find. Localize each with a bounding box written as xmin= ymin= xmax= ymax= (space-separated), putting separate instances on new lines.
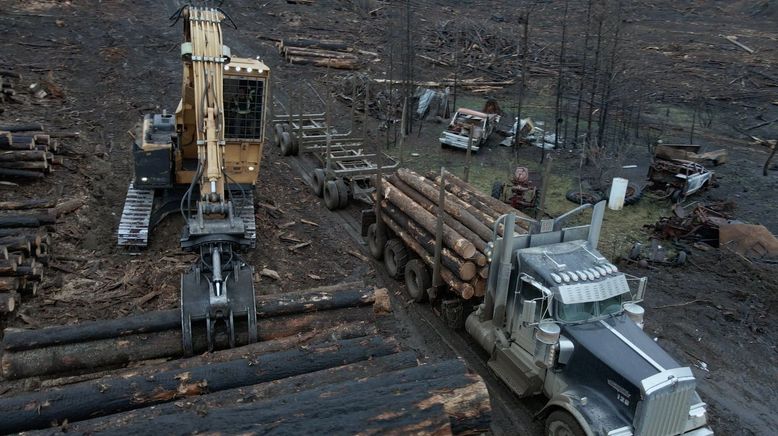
xmin=1 ymin=1 xmax=777 ymax=435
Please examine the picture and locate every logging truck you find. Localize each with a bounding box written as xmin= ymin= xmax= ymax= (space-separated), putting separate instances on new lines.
xmin=365 ymin=170 xmax=713 ymax=436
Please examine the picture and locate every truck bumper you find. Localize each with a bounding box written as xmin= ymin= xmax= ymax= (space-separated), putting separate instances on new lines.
xmin=439 ymin=133 xmax=480 ymax=152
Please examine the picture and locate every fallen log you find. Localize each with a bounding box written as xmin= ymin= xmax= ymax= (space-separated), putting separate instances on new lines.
xmin=0 ymin=198 xmax=55 ymax=210
xmin=2 ymin=284 xmax=375 ymax=352
xmin=284 ymin=46 xmax=358 ymax=60
xmin=287 ymin=55 xmax=359 ymax=70
xmin=0 ymin=236 xmax=32 ymax=254
xmin=0 ymin=335 xmax=399 ymax=433
xmin=0 ymin=150 xmax=47 ymax=162
xmin=382 ymin=200 xmax=476 ymax=281
xmin=57 ymin=351 xmax=420 ymax=433
xmin=0 ymin=276 xmax=19 ymax=292
xmin=0 ymin=168 xmax=45 ymax=179
xmin=0 ymin=160 xmax=48 ymax=170
xmin=0 ymin=123 xmax=43 ymax=132
xmin=54 ymin=197 xmax=85 ymax=217
xmin=382 ymin=212 xmax=474 ymax=299
xmin=381 ymin=179 xmax=476 ymax=259
xmin=1 ymin=306 xmax=374 ymax=379
xmin=280 ymin=38 xmax=350 ymax=51
xmin=0 ymin=258 xmax=17 ymax=274
xmin=53 ymin=359 xmax=488 ymax=436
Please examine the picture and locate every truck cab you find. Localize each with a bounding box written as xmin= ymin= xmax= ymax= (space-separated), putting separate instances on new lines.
xmin=466 ymin=202 xmax=713 ymax=436
xmin=439 ymin=108 xmax=500 ymax=152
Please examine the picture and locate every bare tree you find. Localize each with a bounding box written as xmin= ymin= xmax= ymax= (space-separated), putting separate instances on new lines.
xmin=572 ymin=0 xmax=594 ymax=149
xmin=553 ymin=0 xmax=569 ymax=150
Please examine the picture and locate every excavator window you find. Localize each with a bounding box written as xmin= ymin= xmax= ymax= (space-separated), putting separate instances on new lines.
xmin=224 ymin=77 xmax=264 ymax=139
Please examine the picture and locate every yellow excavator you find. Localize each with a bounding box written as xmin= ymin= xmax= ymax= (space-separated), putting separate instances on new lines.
xmin=117 ymin=5 xmax=269 ymax=355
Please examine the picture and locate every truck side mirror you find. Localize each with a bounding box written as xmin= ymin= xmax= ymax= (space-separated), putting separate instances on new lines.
xmin=519 ymin=300 xmax=537 ymax=325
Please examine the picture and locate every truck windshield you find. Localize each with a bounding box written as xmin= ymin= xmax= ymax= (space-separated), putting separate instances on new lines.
xmin=557 ymin=293 xmax=626 ymax=323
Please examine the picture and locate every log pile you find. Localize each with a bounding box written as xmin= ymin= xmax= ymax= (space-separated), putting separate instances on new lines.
xmin=0 ymin=283 xmax=492 ymax=434
xmin=0 ymin=128 xmax=64 ymax=179
xmin=377 ymin=168 xmax=530 ymax=300
xmin=277 ymin=38 xmax=362 ymax=70
xmin=0 ymin=198 xmax=82 ymax=315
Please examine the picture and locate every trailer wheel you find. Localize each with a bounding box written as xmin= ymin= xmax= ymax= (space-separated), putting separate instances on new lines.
xmin=280 ymin=132 xmax=294 ymax=156
xmin=312 ymin=169 xmax=325 ymax=197
xmin=323 ymin=180 xmax=341 ymax=210
xmin=491 ymin=181 xmax=504 ymax=200
xmin=545 ymin=410 xmax=585 ymax=436
xmin=670 ymin=188 xmax=683 ymax=204
xmin=336 ymin=178 xmax=349 ymax=208
xmin=404 ymin=259 xmax=430 ymax=303
xmin=383 ymin=239 xmax=409 ymax=279
xmin=367 ymin=223 xmax=386 ymax=260
xmin=273 ymin=124 xmax=285 ymax=148
xmin=565 ymin=189 xmax=602 ymax=205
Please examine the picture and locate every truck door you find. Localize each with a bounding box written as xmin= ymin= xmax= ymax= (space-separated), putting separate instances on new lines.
xmin=511 ymin=278 xmax=544 ymax=351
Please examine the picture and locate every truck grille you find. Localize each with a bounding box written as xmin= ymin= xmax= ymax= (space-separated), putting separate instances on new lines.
xmin=634 ymin=368 xmax=696 ymax=436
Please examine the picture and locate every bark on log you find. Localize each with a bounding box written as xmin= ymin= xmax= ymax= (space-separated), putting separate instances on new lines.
xmin=0 ymin=236 xmax=32 ymax=254
xmin=398 ymin=168 xmax=495 ymax=241
xmin=0 ymin=198 xmax=55 ymax=210
xmin=0 ymin=123 xmax=43 ymax=132
xmin=2 ymin=283 xmax=377 ymax=353
xmin=0 ymin=150 xmax=47 ymax=161
xmin=0 ymin=139 xmax=36 ymax=150
xmin=58 ymin=351 xmax=421 ymax=433
xmin=388 ymin=175 xmax=489 ymax=257
xmin=0 ymin=216 xmax=41 ymax=228
xmin=65 ymin=360 xmax=490 ymax=436
xmin=0 ymin=168 xmax=45 ymax=179
xmin=381 ymin=179 xmax=476 ymax=259
xmin=287 ymin=56 xmax=359 ymax=70
xmin=1 ymin=306 xmax=374 ymax=379
xmin=54 ymin=198 xmax=85 ymax=216
xmin=381 ymin=212 xmax=475 ymax=299
xmin=382 ymin=201 xmax=476 ymax=281
xmin=0 ymin=292 xmax=15 ymax=313
xmin=284 ymin=46 xmax=358 ymax=60
xmin=281 ymin=38 xmax=350 ymax=51
xmin=0 ymin=160 xmax=48 ymax=170
xmin=0 ymin=335 xmax=399 ymax=433
xmin=0 ymin=258 xmax=17 ymax=273
xmin=0 ymin=276 xmax=19 ymax=291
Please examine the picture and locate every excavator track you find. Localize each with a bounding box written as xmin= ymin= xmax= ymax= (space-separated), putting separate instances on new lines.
xmin=232 ymin=188 xmax=256 ymax=248
xmin=117 ymin=182 xmax=155 ymax=248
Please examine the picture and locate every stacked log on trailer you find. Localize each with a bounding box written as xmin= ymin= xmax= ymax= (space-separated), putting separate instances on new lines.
xmin=277 ymin=38 xmax=362 ymax=70
xmin=376 ymin=168 xmax=530 ymax=300
xmin=0 ymin=126 xmax=64 ymax=179
xmin=0 ymin=283 xmax=492 ymax=434
xmin=0 ymin=198 xmax=81 ymax=315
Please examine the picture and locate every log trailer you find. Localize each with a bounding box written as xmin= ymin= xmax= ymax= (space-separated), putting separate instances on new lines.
xmin=116 ymin=6 xmax=267 ymax=354
xmin=367 ymin=171 xmax=714 ymax=436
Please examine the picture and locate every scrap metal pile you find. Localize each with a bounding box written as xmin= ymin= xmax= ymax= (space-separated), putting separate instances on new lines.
xmin=375 ymin=168 xmax=528 ymax=300
xmin=0 ymin=284 xmax=492 ymax=434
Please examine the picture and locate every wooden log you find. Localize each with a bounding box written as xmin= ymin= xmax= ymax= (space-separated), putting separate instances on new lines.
xmin=0 ymin=198 xmax=55 ymax=210
xmin=0 ymin=306 xmax=374 ymax=379
xmin=65 ymin=359 xmax=490 ymax=436
xmin=54 ymin=197 xmax=85 ymax=217
xmin=398 ymin=168 xmax=496 ymax=241
xmin=0 ymin=123 xmax=43 ymax=132
xmin=0 ymin=258 xmax=17 ymax=274
xmin=287 ymin=55 xmax=359 ymax=70
xmin=14 ymin=264 xmax=43 ymax=281
xmin=20 ymin=281 xmax=36 ymax=296
xmin=440 ymin=169 xmax=531 ymax=231
xmin=282 ymin=38 xmax=350 ymax=51
xmin=0 ymin=150 xmax=46 ymax=162
xmin=0 ymin=335 xmax=399 ymax=433
xmin=0 ymin=292 xmax=15 ymax=313
xmin=381 ymin=179 xmax=476 ymax=259
xmin=0 ymin=209 xmax=56 ymax=224
xmin=382 ymin=200 xmax=476 ymax=281
xmin=0 ymin=236 xmax=32 ymax=254
xmin=0 ymin=168 xmax=45 ymax=179
xmin=59 ymin=351 xmax=421 ymax=433
xmin=388 ymin=174 xmax=489 ymax=259
xmin=0 ymin=138 xmax=35 ymax=150
xmin=0 ymin=160 xmax=48 ymax=170
xmin=284 ymin=46 xmax=358 ymax=60
xmin=381 ymin=212 xmax=474 ymax=299
xmin=0 ymin=276 xmax=19 ymax=291
xmin=4 ymin=280 xmax=369 ymax=352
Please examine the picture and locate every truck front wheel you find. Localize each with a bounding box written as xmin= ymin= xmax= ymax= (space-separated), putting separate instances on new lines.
xmin=545 ymin=410 xmax=585 ymax=436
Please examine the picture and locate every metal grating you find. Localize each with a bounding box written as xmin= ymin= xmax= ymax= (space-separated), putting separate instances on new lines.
xmin=635 ymin=368 xmax=696 ymax=436
xmin=555 ymin=274 xmax=630 ymax=304
xmin=223 ymin=77 xmax=264 ymax=139
xmin=117 ymin=182 xmax=155 ymax=247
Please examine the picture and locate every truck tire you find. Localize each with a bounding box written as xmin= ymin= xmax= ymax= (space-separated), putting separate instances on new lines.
xmin=323 ymin=180 xmax=341 ymax=210
xmin=383 ymin=239 xmax=409 ymax=279
xmin=565 ymin=189 xmax=602 ymax=205
xmin=280 ymin=132 xmax=294 ymax=156
xmin=545 ymin=410 xmax=586 ymax=436
xmin=367 ymin=223 xmax=385 ymax=260
xmin=604 ymin=182 xmax=643 ymax=205
xmin=404 ymin=259 xmax=430 ymax=303
xmin=336 ymin=178 xmax=349 ymax=208
xmin=312 ymin=168 xmax=325 ymax=197
xmin=273 ymin=124 xmax=284 ymax=148
xmin=491 ymin=181 xmax=504 ymax=200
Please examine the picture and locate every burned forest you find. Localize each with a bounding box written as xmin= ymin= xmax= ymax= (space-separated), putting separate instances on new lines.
xmin=0 ymin=1 xmax=776 ymax=435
